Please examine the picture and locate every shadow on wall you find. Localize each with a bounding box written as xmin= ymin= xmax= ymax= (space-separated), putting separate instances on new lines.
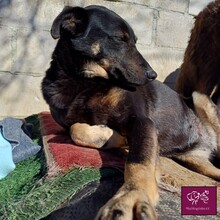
xmin=0 ymin=0 xmax=12 ymax=7
xmin=0 ymin=0 xmax=55 ymax=116
xmin=0 ymin=0 xmax=47 ymax=74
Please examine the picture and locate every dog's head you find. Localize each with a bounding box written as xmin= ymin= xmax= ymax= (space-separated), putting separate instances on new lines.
xmin=51 ymin=5 xmax=157 ymax=89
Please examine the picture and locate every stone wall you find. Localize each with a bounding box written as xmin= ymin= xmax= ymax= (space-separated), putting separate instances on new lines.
xmin=0 ymin=0 xmax=213 ymax=117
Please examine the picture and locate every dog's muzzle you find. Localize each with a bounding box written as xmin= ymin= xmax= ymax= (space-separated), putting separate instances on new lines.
xmin=145 ymin=69 xmax=157 ymax=81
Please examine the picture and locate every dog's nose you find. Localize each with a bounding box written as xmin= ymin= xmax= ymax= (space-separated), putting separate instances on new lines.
xmin=145 ymin=70 xmax=157 ymax=80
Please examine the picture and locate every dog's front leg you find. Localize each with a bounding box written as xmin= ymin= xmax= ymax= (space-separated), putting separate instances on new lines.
xmin=70 ymin=123 xmax=127 ymax=149
xmin=96 ymin=118 xmax=160 ymax=220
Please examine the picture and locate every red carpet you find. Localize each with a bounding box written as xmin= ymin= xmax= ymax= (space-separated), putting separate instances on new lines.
xmin=39 ymin=112 xmax=124 ymax=172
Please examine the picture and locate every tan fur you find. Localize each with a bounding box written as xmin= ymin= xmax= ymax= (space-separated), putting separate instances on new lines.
xmin=193 ymin=91 xmax=220 ymax=127
xmin=175 ymin=153 xmax=220 ymax=180
xmin=95 ymin=163 xmax=159 ymax=220
xmin=99 ymin=58 xmax=110 ymax=68
xmin=64 ymin=17 xmax=76 ymax=30
xmin=82 ymin=62 xmax=109 ymax=79
xmin=86 ymin=88 xmax=125 ymax=112
xmin=96 ymin=189 xmax=157 ymax=220
xmin=70 ymin=123 xmax=113 ymax=148
xmin=70 ymin=123 xmax=126 ymax=149
xmin=91 ymin=41 xmax=100 ymax=55
xmin=101 ymin=88 xmax=125 ymax=108
xmin=124 ymin=163 xmax=159 ymax=206
xmin=193 ymin=91 xmax=220 ymax=156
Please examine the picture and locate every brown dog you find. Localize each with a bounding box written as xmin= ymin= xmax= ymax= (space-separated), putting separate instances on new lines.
xmin=42 ymin=5 xmax=220 ymax=219
xmin=176 ymin=0 xmax=220 ymax=105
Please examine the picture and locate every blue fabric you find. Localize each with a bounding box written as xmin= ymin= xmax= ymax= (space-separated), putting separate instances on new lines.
xmin=0 ymin=128 xmax=16 ymax=179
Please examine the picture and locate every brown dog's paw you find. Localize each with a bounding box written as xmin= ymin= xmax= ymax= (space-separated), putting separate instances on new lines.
xmin=70 ymin=123 xmax=113 ymax=148
xmin=95 ymin=189 xmax=157 ymax=220
xmin=70 ymin=123 xmax=127 ymax=149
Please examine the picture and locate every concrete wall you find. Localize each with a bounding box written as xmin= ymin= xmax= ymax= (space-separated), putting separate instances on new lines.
xmin=0 ymin=0 xmax=213 ymax=117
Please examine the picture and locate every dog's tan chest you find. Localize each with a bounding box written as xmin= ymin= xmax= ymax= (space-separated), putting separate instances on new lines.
xmin=87 ymin=87 xmax=125 ymax=109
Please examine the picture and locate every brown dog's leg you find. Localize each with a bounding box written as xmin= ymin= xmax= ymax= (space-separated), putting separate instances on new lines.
xmin=192 ymin=92 xmax=220 ymax=158
xmin=70 ymin=123 xmax=126 ymax=149
xmin=96 ymin=118 xmax=160 ymax=220
xmin=174 ymin=152 xmax=220 ymax=181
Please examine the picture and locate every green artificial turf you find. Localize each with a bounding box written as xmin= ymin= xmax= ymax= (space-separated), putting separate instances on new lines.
xmin=0 ymin=115 xmax=115 ymax=220
xmin=0 ymin=167 xmax=102 ymax=220
xmin=0 ymin=115 xmax=45 ymax=219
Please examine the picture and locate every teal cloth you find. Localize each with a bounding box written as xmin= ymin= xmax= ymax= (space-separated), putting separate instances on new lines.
xmin=0 ymin=128 xmax=16 ymax=179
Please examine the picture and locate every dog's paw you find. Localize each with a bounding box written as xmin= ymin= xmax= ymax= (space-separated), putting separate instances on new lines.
xmin=70 ymin=123 xmax=127 ymax=149
xmin=70 ymin=123 xmax=113 ymax=148
xmin=95 ymin=188 xmax=157 ymax=220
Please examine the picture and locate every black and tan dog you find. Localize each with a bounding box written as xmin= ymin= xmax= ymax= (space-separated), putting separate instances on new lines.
xmin=42 ymin=5 xmax=220 ymax=220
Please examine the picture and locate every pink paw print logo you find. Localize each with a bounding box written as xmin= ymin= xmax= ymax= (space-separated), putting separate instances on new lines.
xmin=187 ymin=190 xmax=209 ymax=205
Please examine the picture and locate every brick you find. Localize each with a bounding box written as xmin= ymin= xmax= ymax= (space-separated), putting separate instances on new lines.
xmin=105 ymin=0 xmax=155 ymax=6
xmin=0 ymin=0 xmax=65 ymax=30
xmin=0 ymin=74 xmax=48 ymax=117
xmin=104 ymin=2 xmax=154 ymax=45
xmin=67 ymin=0 xmax=154 ymax=6
xmin=12 ymin=28 xmax=56 ymax=74
xmin=189 ymin=0 xmax=212 ymax=15
xmin=0 ymin=26 xmax=13 ymax=72
xmin=0 ymin=0 xmax=43 ymax=27
xmin=34 ymin=0 xmax=66 ymax=30
xmin=155 ymin=0 xmax=188 ymax=13
xmin=156 ymin=11 xmax=193 ymax=49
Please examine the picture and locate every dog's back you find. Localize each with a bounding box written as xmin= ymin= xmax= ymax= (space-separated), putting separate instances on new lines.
xmin=176 ymin=0 xmax=220 ymax=104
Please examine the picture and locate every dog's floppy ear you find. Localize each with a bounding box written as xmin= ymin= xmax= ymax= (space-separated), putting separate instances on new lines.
xmin=51 ymin=6 xmax=88 ymax=39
